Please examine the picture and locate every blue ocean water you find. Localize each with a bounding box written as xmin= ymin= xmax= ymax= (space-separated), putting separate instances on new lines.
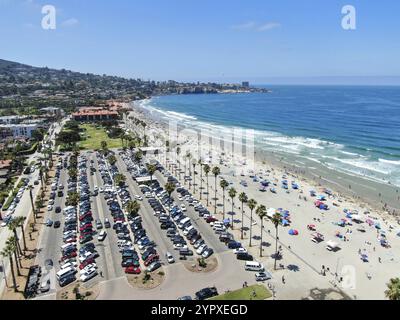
xmin=138 ymin=85 xmax=400 ymax=187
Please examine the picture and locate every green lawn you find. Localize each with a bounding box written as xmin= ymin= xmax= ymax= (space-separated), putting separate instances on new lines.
xmin=78 ymin=124 xmax=122 ymax=150
xmin=209 ymin=284 xmax=272 ymax=301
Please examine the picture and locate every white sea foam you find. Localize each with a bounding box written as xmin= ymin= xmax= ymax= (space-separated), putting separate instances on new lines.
xmin=379 ymin=158 xmax=400 ymax=165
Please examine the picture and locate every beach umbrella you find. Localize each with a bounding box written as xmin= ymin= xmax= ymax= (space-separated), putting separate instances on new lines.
xmin=281 ymin=219 xmax=290 ymax=226
xmin=288 ymin=229 xmax=298 ymax=235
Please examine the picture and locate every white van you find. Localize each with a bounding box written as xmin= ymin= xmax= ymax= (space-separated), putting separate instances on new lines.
xmin=178 ymin=217 xmax=190 ymax=229
xmin=183 ymin=225 xmax=194 ymax=235
xmin=60 ymin=243 xmax=76 ymax=250
xmin=56 ymin=266 xmax=76 ymax=280
xmin=244 ymin=261 xmax=265 ymax=272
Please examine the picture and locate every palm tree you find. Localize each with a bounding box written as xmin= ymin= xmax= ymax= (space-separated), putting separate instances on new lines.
xmin=7 ymin=236 xmax=21 ymax=275
xmin=100 ymin=141 xmax=108 ymax=153
xmin=146 ymin=163 xmax=157 ymax=183
xmin=165 ymin=140 xmax=170 ymax=167
xmin=176 ymin=147 xmax=181 ymax=179
xmin=192 ymin=161 xmax=196 ymax=194
xmin=256 ymin=205 xmax=267 ymax=257
xmin=271 ymin=212 xmax=282 ymax=270
xmin=385 ymin=278 xmax=400 ymax=300
xmin=219 ymin=179 xmax=229 ymax=220
xmin=28 ymin=185 xmax=36 ymax=224
xmin=238 ymin=192 xmax=248 ymax=239
xmin=134 ymin=150 xmax=143 ymax=163
xmin=114 ymin=173 xmax=126 ymax=187
xmin=8 ymin=219 xmax=22 ymax=256
xmin=1 ymin=244 xmax=18 ymax=292
xmin=108 ymin=155 xmax=117 ymax=166
xmin=228 ymin=187 xmax=237 ymax=228
xmin=164 ymin=182 xmax=176 ymax=216
xmin=125 ymin=200 xmax=141 ymax=217
xmin=247 ymin=199 xmax=257 ymax=247
xmin=186 ymin=152 xmax=192 ymax=189
xmin=212 ymin=166 xmax=220 ymax=214
xmin=15 ymin=216 xmax=27 ymax=252
xmin=203 ymin=164 xmax=210 ymax=205
xmin=198 ymin=159 xmax=203 ymax=200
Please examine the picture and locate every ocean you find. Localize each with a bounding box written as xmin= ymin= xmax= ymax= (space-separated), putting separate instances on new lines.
xmin=136 ymin=85 xmax=400 ymax=189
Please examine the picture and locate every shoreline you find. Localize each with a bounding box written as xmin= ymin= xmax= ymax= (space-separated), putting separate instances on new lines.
xmin=128 ymin=99 xmax=399 ymax=222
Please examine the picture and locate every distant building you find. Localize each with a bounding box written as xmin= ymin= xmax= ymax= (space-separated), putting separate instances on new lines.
xmin=72 ymin=107 xmax=119 ymax=122
xmin=242 ymin=81 xmax=250 ymax=88
xmin=40 ymin=107 xmax=65 ymax=117
xmin=0 ymin=115 xmax=29 ymax=125
xmin=0 ymin=123 xmax=39 ymax=139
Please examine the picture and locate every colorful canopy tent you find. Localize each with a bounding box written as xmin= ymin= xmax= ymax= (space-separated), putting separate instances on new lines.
xmin=326 ymin=240 xmax=339 ymax=251
xmin=267 ymin=208 xmax=276 ymax=218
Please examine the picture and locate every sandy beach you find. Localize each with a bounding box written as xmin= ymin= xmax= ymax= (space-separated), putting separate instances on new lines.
xmin=124 ymin=100 xmax=400 ymax=300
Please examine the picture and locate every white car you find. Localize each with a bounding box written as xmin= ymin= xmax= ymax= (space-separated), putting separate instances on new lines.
xmin=255 ymin=272 xmax=272 ymax=281
xmin=60 ymin=261 xmax=77 ymax=269
xmin=233 ymin=247 xmax=247 ymax=255
xmin=173 ymin=243 xmax=188 ymax=250
xmin=80 ymin=268 xmax=98 ymax=282
xmin=135 ymin=195 xmax=143 ymax=201
xmin=166 ymin=252 xmax=175 ymax=264
xmin=180 ymin=204 xmax=187 ymax=212
xmin=47 ymin=205 xmax=53 ymax=211
xmin=196 ymin=244 xmax=207 ymax=255
xmin=98 ymin=230 xmax=107 ymax=241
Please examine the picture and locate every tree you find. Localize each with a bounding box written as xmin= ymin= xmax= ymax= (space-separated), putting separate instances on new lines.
xmin=212 ymin=166 xmax=220 ymax=214
xmin=125 ymin=200 xmax=140 ymax=217
xmin=228 ymin=187 xmax=237 ymax=228
xmin=239 ymin=192 xmax=248 ymax=239
xmin=66 ymin=191 xmax=79 ymax=207
xmin=100 ymin=141 xmax=108 ymax=153
xmin=219 ymin=179 xmax=229 ymax=220
xmin=1 ymin=243 xmax=18 ymax=292
xmin=164 ymin=182 xmax=176 ymax=216
xmin=271 ymin=212 xmax=282 ymax=270
xmin=176 ymin=147 xmax=181 ymax=178
xmin=108 ymin=155 xmax=117 ymax=166
xmin=114 ymin=173 xmax=126 ymax=187
xmin=146 ymin=163 xmax=157 ymax=183
xmin=385 ymin=278 xmax=400 ymax=300
xmin=192 ymin=161 xmax=197 ymax=193
xmin=7 ymin=236 xmax=21 ymax=275
xmin=198 ymin=159 xmax=203 ymax=200
xmin=8 ymin=219 xmax=23 ymax=256
xmin=28 ymin=185 xmax=37 ymax=224
xmin=134 ymin=150 xmax=143 ymax=163
xmin=186 ymin=152 xmax=192 ymax=188
xmin=15 ymin=216 xmax=27 ymax=252
xmin=203 ymin=164 xmax=210 ymax=205
xmin=247 ymin=199 xmax=257 ymax=246
xmin=256 ymin=205 xmax=267 ymax=257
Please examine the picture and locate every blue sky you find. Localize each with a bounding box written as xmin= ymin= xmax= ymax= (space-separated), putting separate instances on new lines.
xmin=1 ymin=0 xmax=400 ymax=84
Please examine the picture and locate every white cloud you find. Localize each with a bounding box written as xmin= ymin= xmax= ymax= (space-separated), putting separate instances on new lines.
xmin=231 ymin=21 xmax=256 ymax=30
xmin=61 ymin=18 xmax=79 ymax=28
xmin=232 ymin=21 xmax=281 ymax=32
xmin=257 ymin=22 xmax=281 ymax=32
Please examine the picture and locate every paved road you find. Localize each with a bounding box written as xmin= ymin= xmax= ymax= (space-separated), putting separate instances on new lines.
xmin=0 ymin=121 xmax=64 ymax=295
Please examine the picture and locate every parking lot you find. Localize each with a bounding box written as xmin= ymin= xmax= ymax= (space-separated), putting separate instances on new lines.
xmin=33 ymin=149 xmax=270 ymax=300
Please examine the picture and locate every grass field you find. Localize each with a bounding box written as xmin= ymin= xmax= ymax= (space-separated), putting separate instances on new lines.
xmin=209 ymin=284 xmax=272 ymax=300
xmin=78 ymin=124 xmax=122 ymax=150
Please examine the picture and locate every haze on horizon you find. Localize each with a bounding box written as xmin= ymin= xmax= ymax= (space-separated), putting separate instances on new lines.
xmin=1 ymin=0 xmax=400 ymax=85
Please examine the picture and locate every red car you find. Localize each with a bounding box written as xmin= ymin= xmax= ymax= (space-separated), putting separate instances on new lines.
xmin=79 ymin=258 xmax=95 ymax=270
xmin=64 ymin=237 xmax=77 ymax=243
xmin=144 ymin=254 xmax=159 ymax=266
xmin=60 ymin=251 xmax=77 ymax=261
xmin=206 ymin=217 xmax=218 ymax=223
xmin=79 ymin=213 xmax=92 ymax=221
xmin=79 ymin=224 xmax=93 ymax=232
xmin=125 ymin=266 xmax=141 ymax=274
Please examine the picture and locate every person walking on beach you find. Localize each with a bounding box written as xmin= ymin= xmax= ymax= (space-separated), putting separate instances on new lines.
xmin=282 ymin=275 xmax=285 ymax=284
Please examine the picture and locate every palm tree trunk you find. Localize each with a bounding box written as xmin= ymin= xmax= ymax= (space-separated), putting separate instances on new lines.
xmin=13 ymin=230 xmax=22 ymax=256
xmin=214 ymin=177 xmax=217 ymax=214
xmin=20 ymin=226 xmax=27 ymax=252
xmin=206 ymin=176 xmax=209 ymax=205
xmin=274 ymin=226 xmax=278 ymax=270
xmin=9 ymin=256 xmax=18 ymax=292
xmin=14 ymin=250 xmax=21 ymax=276
xmin=260 ymin=219 xmax=264 ymax=257
xmin=231 ymin=201 xmax=234 ymax=229
xmin=249 ymin=209 xmax=253 ymax=247
xmin=222 ymin=191 xmax=225 ymax=220
xmin=241 ymin=202 xmax=244 ymax=239
xmin=200 ymin=169 xmax=203 ymax=200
